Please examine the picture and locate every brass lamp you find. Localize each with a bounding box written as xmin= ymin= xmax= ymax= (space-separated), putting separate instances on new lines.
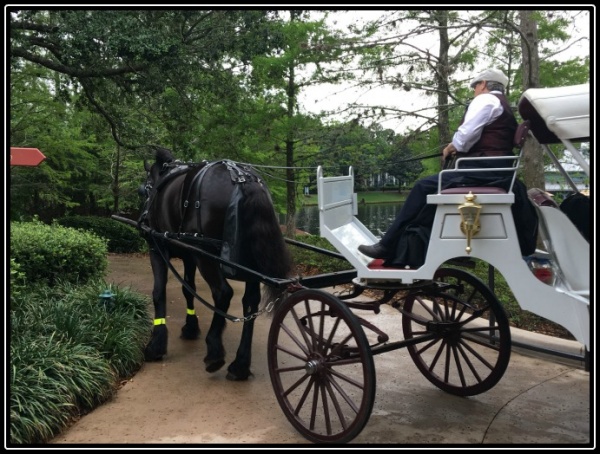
xmin=458 ymin=192 xmax=482 ymax=254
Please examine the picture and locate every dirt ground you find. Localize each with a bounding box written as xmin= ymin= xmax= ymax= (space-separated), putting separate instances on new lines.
xmin=49 ymin=253 xmax=590 ymax=447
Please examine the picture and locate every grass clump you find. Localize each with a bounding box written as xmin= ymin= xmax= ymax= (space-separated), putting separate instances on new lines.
xmin=9 ymin=279 xmax=152 ymax=445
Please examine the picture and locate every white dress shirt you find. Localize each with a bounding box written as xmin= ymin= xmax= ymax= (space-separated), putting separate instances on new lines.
xmin=452 ymin=91 xmax=504 ymax=153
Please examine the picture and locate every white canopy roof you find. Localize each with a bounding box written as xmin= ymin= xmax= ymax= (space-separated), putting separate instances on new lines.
xmin=519 ymin=84 xmax=589 ymax=142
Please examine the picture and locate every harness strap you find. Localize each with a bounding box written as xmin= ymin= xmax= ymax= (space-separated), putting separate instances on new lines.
xmin=179 ymin=160 xmax=215 ymax=234
xmin=138 ymin=164 xmax=190 ymax=229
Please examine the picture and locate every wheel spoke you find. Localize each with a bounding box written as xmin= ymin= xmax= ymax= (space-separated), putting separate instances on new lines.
xmin=450 ymin=344 xmax=467 ymax=387
xmin=277 ymin=322 xmax=311 ymax=358
xmin=414 ymin=295 xmax=443 ymax=321
xmin=320 ymin=382 xmax=331 ymax=435
xmin=457 ymin=338 xmax=496 ymax=370
xmin=325 ymin=378 xmax=349 ymax=430
xmin=456 ymin=342 xmax=484 ymax=382
xmin=290 ymin=305 xmax=314 ymax=353
xmin=283 ymin=370 xmax=311 ymax=398
xmin=293 ymin=376 xmax=315 ymax=416
xmin=328 ymin=373 xmax=360 ymax=414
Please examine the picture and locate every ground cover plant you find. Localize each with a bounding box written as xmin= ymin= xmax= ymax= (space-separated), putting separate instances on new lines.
xmin=9 ymin=220 xmax=152 ymax=445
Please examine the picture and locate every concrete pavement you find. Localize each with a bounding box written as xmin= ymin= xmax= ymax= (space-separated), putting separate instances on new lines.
xmin=51 ymin=256 xmax=593 ymax=447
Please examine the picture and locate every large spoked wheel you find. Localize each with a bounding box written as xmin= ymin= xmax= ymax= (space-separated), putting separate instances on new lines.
xmin=267 ymin=288 xmax=376 ymax=444
xmin=402 ymin=267 xmax=511 ymax=396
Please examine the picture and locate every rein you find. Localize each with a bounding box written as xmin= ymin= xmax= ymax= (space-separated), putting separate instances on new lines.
xmin=397 ymin=151 xmax=443 ymax=163
xmin=149 ymin=233 xmax=282 ymax=323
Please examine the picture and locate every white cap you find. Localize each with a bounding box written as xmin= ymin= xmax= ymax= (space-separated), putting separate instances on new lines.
xmin=470 ymin=68 xmax=509 ymax=88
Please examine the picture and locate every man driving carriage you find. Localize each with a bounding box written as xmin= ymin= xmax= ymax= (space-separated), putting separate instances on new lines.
xmin=358 ymin=68 xmax=536 ymax=264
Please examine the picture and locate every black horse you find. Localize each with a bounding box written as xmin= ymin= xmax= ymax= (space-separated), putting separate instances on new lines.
xmin=139 ymin=146 xmax=294 ymax=380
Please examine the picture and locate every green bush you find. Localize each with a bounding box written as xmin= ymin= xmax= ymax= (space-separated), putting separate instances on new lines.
xmin=288 ymin=234 xmax=352 ymax=274
xmin=56 ymin=215 xmax=146 ymax=253
xmin=9 ymin=279 xmax=151 ymax=444
xmin=10 ymin=258 xmax=26 ymax=298
xmin=10 ymin=219 xmax=108 ymax=287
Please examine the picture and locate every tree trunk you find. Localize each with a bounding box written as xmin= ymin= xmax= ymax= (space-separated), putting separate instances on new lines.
xmin=112 ymin=144 xmax=121 ymax=213
xmin=285 ymin=38 xmax=297 ymax=238
xmin=436 ymin=10 xmax=451 ymax=169
xmin=519 ymin=10 xmax=546 ymax=190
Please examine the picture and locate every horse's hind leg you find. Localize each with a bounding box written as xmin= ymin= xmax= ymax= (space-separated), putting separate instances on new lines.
xmin=226 ymin=280 xmax=261 ymax=381
xmin=180 ymin=255 xmax=201 ymax=340
xmin=201 ymin=265 xmax=232 ymax=373
xmin=145 ymin=247 xmax=169 ymax=361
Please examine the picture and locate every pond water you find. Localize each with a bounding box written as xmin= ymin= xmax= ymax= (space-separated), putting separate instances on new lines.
xmin=288 ymin=202 xmax=403 ymax=238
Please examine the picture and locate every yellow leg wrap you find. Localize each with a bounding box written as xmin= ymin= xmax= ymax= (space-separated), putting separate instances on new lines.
xmin=186 ymin=308 xmax=196 ymax=315
xmin=153 ymin=318 xmax=166 ymax=325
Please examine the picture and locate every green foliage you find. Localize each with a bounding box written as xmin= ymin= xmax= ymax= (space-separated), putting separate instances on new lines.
xmin=9 ymin=279 xmax=151 ymax=444
xmin=56 ymin=215 xmax=146 ymax=253
xmin=10 ymin=219 xmax=108 ymax=287
xmin=289 ymin=234 xmax=352 ymax=274
xmin=10 ymin=337 xmax=114 ymax=445
xmin=10 ymin=62 xmax=112 ymax=221
xmin=10 ymin=258 xmax=26 ymax=298
xmin=8 ymin=10 xmax=590 ymax=223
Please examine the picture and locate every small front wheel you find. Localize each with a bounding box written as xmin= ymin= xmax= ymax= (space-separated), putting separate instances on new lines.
xmin=267 ymin=289 xmax=376 ymax=444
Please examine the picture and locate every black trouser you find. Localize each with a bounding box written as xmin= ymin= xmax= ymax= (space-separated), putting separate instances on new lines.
xmin=379 ymin=169 xmax=512 ymax=248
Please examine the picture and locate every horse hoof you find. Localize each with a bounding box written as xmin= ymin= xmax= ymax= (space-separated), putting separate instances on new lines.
xmin=226 ymin=370 xmax=252 ymax=381
xmin=204 ymin=358 xmax=225 ymax=373
xmin=181 ymin=315 xmax=200 ymax=340
xmin=144 ymin=349 xmax=165 ymax=361
xmin=180 ymin=327 xmax=200 ymax=340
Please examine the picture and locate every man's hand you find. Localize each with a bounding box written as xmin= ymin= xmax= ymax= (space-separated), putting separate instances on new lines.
xmin=443 ymin=143 xmax=457 ymax=160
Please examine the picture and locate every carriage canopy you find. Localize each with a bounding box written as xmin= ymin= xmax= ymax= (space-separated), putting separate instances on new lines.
xmin=518 ymin=83 xmax=590 ymax=144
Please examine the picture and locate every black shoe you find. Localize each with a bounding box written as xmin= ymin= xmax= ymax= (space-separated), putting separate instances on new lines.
xmin=358 ymin=242 xmax=389 ymax=259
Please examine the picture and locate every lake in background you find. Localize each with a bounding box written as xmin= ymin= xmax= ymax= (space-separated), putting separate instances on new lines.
xmin=287 ymin=203 xmax=403 ymax=238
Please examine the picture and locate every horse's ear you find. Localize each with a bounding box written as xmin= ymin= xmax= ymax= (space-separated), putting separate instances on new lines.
xmin=144 ymin=160 xmax=151 ymax=172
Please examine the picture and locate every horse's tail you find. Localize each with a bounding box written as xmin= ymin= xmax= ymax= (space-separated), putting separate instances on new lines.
xmin=239 ymin=181 xmax=294 ymax=302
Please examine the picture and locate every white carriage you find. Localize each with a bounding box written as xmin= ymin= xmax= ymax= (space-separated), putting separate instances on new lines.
xmin=267 ymin=84 xmax=590 ymax=444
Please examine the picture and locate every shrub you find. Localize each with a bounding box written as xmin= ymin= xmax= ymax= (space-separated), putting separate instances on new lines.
xmin=9 ymin=335 xmax=115 ymax=445
xmin=10 ymin=219 xmax=108 ymax=287
xmin=56 ymin=215 xmax=146 ymax=253
xmin=9 ymin=279 xmax=151 ymax=444
xmin=9 ymin=258 xmax=26 ymax=298
xmin=288 ymin=234 xmax=352 ymax=275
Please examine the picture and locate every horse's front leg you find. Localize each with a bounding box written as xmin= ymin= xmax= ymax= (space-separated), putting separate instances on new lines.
xmin=145 ymin=246 xmax=169 ymax=361
xmin=201 ymin=265 xmax=232 ymax=373
xmin=180 ymin=255 xmax=201 ymax=340
xmin=226 ymin=280 xmax=261 ymax=381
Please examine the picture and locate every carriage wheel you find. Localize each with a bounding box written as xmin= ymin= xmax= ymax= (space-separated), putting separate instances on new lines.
xmin=267 ymin=288 xmax=376 ymax=444
xmin=402 ymin=267 xmax=511 ymax=396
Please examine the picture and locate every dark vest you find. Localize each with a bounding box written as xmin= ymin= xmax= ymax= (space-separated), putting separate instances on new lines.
xmin=463 ymin=93 xmax=517 ymax=157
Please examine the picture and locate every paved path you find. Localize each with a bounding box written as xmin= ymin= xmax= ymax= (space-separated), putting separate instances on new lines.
xmin=51 ymin=255 xmax=592 ymax=447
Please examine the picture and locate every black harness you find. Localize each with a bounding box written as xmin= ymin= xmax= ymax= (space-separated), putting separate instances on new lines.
xmin=138 ymin=159 xmax=264 ymax=254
